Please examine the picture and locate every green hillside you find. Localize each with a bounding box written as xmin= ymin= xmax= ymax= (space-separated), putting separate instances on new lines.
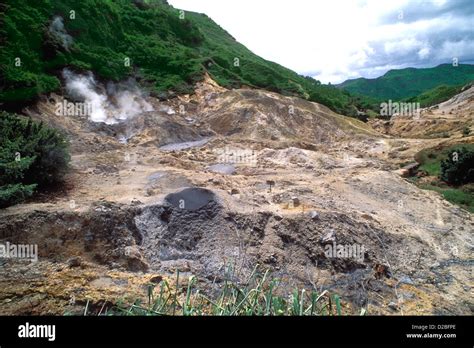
xmin=403 ymin=84 xmax=469 ymax=108
xmin=0 ymin=0 xmax=373 ymax=117
xmin=338 ymin=64 xmax=474 ymax=101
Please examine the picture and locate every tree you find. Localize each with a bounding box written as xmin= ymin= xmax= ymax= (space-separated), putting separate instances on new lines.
xmin=440 ymin=147 xmax=474 ymax=186
xmin=0 ymin=112 xmax=70 ymax=207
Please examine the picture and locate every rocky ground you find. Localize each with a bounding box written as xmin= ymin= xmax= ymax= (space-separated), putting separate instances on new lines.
xmin=0 ymin=75 xmax=472 ymax=315
xmin=369 ymin=85 xmax=474 ymax=139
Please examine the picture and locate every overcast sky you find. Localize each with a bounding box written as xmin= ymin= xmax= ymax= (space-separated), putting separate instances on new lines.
xmin=168 ymin=0 xmax=474 ymax=84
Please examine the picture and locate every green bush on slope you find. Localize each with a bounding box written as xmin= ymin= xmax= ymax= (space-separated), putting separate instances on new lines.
xmin=441 ymin=147 xmax=474 ymax=186
xmin=0 ymin=111 xmax=70 ymax=208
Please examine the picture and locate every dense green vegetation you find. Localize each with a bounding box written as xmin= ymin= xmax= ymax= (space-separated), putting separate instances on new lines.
xmin=441 ymin=147 xmax=474 ymax=186
xmin=0 ymin=0 xmax=374 ymax=117
xmin=412 ymin=144 xmax=474 ymax=213
xmin=338 ymin=64 xmax=474 ymax=101
xmin=0 ymin=0 xmax=204 ymax=103
xmin=0 ymin=112 xmax=70 ymax=208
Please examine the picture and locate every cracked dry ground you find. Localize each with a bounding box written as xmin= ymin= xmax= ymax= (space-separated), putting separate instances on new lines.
xmin=1 ymin=79 xmax=473 ymax=315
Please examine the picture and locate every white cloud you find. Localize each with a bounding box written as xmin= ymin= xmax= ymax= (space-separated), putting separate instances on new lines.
xmin=418 ymin=46 xmax=431 ymax=59
xmin=439 ymin=39 xmax=474 ymax=59
xmin=384 ymin=38 xmax=422 ymax=55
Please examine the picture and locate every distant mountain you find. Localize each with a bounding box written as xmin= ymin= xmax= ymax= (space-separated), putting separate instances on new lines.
xmin=338 ymin=64 xmax=474 ymax=101
xmin=0 ymin=0 xmax=372 ymax=117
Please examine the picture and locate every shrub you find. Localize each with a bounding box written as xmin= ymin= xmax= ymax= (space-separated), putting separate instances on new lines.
xmin=0 ymin=111 xmax=70 ymax=207
xmin=462 ymin=126 xmax=471 ymax=137
xmin=440 ymin=147 xmax=474 ymax=186
xmin=0 ymin=183 xmax=36 ymax=207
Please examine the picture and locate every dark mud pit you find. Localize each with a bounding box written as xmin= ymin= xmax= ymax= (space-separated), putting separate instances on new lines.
xmin=164 ymin=187 xmax=217 ymax=211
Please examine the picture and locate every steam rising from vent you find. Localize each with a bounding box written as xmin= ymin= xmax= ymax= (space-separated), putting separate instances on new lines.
xmin=62 ymin=69 xmax=153 ymax=124
xmin=49 ymin=16 xmax=73 ymax=50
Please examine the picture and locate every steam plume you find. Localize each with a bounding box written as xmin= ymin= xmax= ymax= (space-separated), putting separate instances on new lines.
xmin=62 ymin=69 xmax=153 ymax=124
xmin=49 ymin=16 xmax=73 ymax=50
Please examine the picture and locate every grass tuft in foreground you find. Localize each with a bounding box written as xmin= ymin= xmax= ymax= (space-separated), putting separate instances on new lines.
xmin=99 ymin=266 xmax=343 ymax=316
